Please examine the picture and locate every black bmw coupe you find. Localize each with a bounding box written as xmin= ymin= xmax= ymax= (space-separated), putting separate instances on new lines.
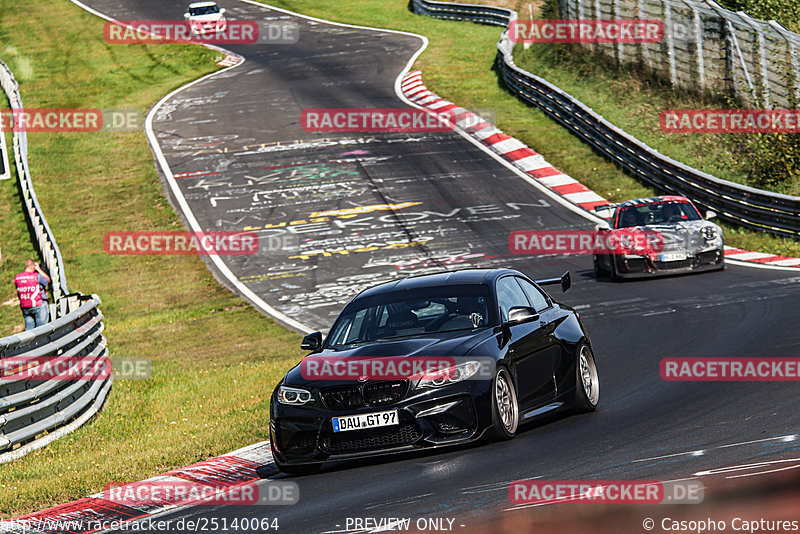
xmin=269 ymin=268 xmax=599 ymax=474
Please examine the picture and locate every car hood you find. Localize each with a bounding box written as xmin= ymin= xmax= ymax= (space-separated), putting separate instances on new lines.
xmin=283 ymin=328 xmax=495 ymax=387
xmin=189 ymin=14 xmax=224 ymax=22
xmin=623 ymin=220 xmax=722 ymax=253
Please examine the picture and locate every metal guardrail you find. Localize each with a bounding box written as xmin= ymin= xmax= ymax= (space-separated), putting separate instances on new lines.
xmin=0 ymin=58 xmax=110 ymax=462
xmin=558 ymin=0 xmax=800 ymax=109
xmin=412 ymin=0 xmax=513 ymax=25
xmin=0 ymin=59 xmax=69 ymax=312
xmin=411 ymin=0 xmax=800 ymax=239
xmin=0 ymin=295 xmax=111 ymax=464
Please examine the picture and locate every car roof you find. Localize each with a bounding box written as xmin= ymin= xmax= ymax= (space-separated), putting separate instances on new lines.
xmin=189 ymin=1 xmax=218 ymax=7
xmin=617 ymin=195 xmax=690 ymax=208
xmin=355 ymin=268 xmax=522 ymax=299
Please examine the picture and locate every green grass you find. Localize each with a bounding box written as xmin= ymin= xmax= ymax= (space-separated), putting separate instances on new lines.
xmin=2 ymin=0 xmax=799 ymax=517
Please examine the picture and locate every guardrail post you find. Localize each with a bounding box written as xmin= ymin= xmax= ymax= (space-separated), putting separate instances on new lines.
xmin=664 ymin=0 xmax=678 ymax=86
xmin=736 ymin=11 xmax=770 ymax=108
xmin=689 ymin=2 xmax=705 ymax=91
xmin=613 ymin=0 xmax=623 ymax=64
xmin=725 ymin=19 xmax=755 ymax=105
xmin=637 ymin=0 xmax=650 ymax=67
xmin=593 ymin=0 xmax=602 ymax=55
xmin=768 ymin=20 xmax=800 ymax=108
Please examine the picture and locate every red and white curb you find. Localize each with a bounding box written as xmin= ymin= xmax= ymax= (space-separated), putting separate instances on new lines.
xmin=401 ymin=70 xmax=800 ymax=269
xmin=217 ymin=53 xmax=243 ymax=67
xmin=402 ymin=70 xmax=612 ymax=214
xmin=1 ymin=441 xmax=276 ymax=534
xmin=723 ymin=246 xmax=800 ymax=267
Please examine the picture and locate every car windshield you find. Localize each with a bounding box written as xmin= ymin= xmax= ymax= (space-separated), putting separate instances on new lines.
xmin=189 ymin=5 xmax=220 ymax=15
xmin=326 ymin=284 xmax=493 ymax=347
xmin=616 ymin=202 xmax=700 ymax=228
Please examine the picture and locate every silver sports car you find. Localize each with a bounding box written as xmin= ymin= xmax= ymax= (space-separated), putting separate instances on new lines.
xmin=593 ymin=195 xmax=724 ymax=279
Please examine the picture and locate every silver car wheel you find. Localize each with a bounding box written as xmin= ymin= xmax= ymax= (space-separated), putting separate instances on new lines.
xmin=579 ymin=345 xmax=599 ymax=406
xmin=495 ymin=369 xmax=519 ymax=434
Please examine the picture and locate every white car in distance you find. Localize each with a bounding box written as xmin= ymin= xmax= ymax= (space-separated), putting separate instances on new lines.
xmin=184 ymin=1 xmax=227 ymax=35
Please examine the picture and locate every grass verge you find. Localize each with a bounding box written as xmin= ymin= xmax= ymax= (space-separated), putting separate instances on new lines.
xmin=0 ymin=0 xmax=301 ymax=517
xmin=2 ymin=0 xmax=798 ymax=517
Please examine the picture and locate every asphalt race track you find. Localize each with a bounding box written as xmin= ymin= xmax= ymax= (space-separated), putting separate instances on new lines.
xmin=72 ymin=0 xmax=800 ymax=531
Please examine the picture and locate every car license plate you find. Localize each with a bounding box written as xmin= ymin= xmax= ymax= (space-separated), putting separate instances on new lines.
xmin=332 ymin=410 xmax=398 ymax=433
xmin=660 ymin=252 xmax=687 ymax=262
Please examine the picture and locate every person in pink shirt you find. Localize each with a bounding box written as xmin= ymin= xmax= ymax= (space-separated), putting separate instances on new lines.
xmin=15 ymin=259 xmax=50 ymax=330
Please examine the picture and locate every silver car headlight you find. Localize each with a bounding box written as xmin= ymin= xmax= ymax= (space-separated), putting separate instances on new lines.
xmin=415 ymin=361 xmax=481 ymax=389
xmin=277 ymin=385 xmax=312 ymax=405
xmin=701 ymin=226 xmax=719 ymax=241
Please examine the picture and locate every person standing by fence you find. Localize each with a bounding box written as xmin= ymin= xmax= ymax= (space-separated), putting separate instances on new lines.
xmin=15 ymin=259 xmax=50 ymax=330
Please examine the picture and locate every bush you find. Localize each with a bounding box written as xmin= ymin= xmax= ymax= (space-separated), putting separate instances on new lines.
xmin=716 ymin=0 xmax=800 ymax=31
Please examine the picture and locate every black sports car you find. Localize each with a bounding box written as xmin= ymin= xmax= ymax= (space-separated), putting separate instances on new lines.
xmin=269 ymin=268 xmax=599 ymax=475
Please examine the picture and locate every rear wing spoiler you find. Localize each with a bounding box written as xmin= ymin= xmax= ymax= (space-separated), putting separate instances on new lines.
xmin=534 ymin=271 xmax=571 ymax=293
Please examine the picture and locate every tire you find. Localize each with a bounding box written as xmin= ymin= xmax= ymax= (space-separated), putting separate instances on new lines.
xmin=275 ymin=461 xmax=321 ymax=476
xmin=571 ymin=344 xmax=599 ymax=413
xmin=488 ymin=367 xmax=519 ymax=440
xmin=609 ymin=258 xmax=621 ymax=282
xmin=593 ymin=255 xmax=605 ymax=276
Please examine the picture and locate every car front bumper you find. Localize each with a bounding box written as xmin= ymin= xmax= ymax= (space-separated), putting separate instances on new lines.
xmin=270 ymin=383 xmax=493 ymax=466
xmin=612 ymin=247 xmax=724 ymax=278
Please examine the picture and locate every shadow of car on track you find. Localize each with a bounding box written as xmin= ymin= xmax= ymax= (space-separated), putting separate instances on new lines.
xmin=261 ymin=409 xmax=591 ymax=478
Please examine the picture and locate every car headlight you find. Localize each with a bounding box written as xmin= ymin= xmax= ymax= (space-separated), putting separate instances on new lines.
xmin=277 ymin=385 xmax=312 ymax=405
xmin=415 ymin=361 xmax=481 ymax=389
xmin=701 ymin=226 xmax=719 ymax=241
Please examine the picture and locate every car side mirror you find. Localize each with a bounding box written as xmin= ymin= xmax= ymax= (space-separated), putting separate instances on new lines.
xmin=301 ymin=331 xmax=323 ymax=351
xmin=705 ymin=210 xmax=717 ymax=220
xmin=184 ymin=12 xmax=190 ymax=18
xmin=220 ymin=8 xmax=227 ymax=14
xmin=507 ymin=306 xmax=539 ymax=325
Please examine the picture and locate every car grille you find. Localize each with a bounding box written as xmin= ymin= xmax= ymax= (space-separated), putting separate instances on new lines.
xmin=287 ymin=430 xmax=318 ymax=454
xmin=320 ymin=421 xmax=422 ymax=454
xmin=698 ymin=250 xmax=721 ymax=263
xmin=654 ymin=260 xmax=691 ymax=270
xmin=321 ymin=386 xmax=363 ymax=410
xmin=322 ymin=381 xmax=408 ymax=409
xmin=364 ymin=381 xmax=407 ymax=406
